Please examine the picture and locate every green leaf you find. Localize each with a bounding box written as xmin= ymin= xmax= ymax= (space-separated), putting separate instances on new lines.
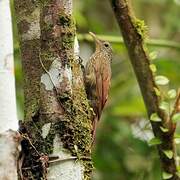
xmin=177 ymin=165 xmax=180 ymax=172
xmin=150 ymin=113 xmax=161 ymax=122
xmin=176 ymin=165 xmax=180 ymax=177
xmin=163 ymin=150 xmax=173 ymax=159
xmin=162 ymin=171 xmax=173 ymax=179
xmin=149 ymin=51 xmax=158 ymax=60
xmin=159 ymin=101 xmax=169 ymax=111
xmin=172 ymin=113 xmax=180 ymax=123
xmin=148 ymin=137 xmax=162 ymax=146
xmin=175 ymin=133 xmax=180 ymax=144
xmin=176 ymin=171 xmax=180 ymax=178
xmin=154 ymin=87 xmax=161 ymax=96
xmin=167 ymin=89 xmax=177 ymax=99
xmin=74 ymin=145 xmax=78 ymax=152
xmin=149 ymin=64 xmax=157 ymax=73
xmin=175 ymin=138 xmax=180 ymax=144
xmin=175 ymin=134 xmax=180 ymax=138
xmin=160 ymin=126 xmax=169 ymax=133
xmin=155 ymin=75 xmax=169 ymax=85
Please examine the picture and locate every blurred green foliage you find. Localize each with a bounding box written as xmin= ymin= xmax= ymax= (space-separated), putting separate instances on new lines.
xmin=12 ymin=0 xmax=180 ymax=179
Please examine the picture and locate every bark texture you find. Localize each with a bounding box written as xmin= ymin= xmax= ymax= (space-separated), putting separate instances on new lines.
xmin=14 ymin=0 xmax=41 ymax=121
xmin=0 ymin=130 xmax=21 ymax=180
xmin=15 ymin=0 xmax=93 ymax=179
xmin=110 ymin=0 xmax=179 ymax=179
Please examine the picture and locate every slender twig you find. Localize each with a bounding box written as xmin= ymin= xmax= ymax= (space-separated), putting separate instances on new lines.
xmin=78 ymin=34 xmax=180 ymax=51
xmin=21 ymin=134 xmax=41 ymax=156
xmin=39 ymin=53 xmax=58 ymax=92
xmin=21 ymin=155 xmax=91 ymax=170
xmin=49 ymin=156 xmax=91 ymax=164
xmin=14 ymin=34 xmax=180 ymax=53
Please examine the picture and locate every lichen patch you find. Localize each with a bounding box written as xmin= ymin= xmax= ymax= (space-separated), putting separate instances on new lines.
xmin=22 ymin=20 xmax=40 ymax=40
xmin=42 ymin=123 xmax=51 ymax=139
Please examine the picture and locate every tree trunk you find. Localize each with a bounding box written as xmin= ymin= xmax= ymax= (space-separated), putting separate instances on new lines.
xmin=0 ymin=0 xmax=20 ymax=179
xmin=110 ymin=0 xmax=179 ymax=179
xmin=0 ymin=0 xmax=18 ymax=131
xmin=14 ymin=0 xmax=93 ymax=179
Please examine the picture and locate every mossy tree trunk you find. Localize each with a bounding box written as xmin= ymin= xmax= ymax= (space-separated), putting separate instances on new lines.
xmin=14 ymin=0 xmax=93 ymax=179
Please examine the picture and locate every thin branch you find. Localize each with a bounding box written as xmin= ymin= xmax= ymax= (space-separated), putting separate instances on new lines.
xmin=110 ymin=0 xmax=179 ymax=179
xmin=14 ymin=34 xmax=180 ymax=53
xmin=78 ymin=34 xmax=180 ymax=51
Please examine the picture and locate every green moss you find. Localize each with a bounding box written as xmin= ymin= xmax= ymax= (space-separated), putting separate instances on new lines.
xmin=55 ymin=85 xmax=93 ymax=178
xmin=40 ymin=11 xmax=93 ymax=178
xmin=15 ymin=0 xmax=35 ymax=19
xmin=54 ymin=61 xmax=94 ymax=178
xmin=59 ymin=14 xmax=72 ymax=27
xmin=69 ymin=64 xmax=94 ymax=178
xmin=22 ymin=40 xmax=41 ymax=121
xmin=44 ymin=124 xmax=56 ymax=154
xmin=133 ymin=18 xmax=148 ymax=40
xmin=58 ymin=13 xmax=76 ymax=46
xmin=24 ymin=98 xmax=39 ymax=120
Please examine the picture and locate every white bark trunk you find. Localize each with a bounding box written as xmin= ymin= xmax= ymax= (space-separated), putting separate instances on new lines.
xmin=0 ymin=1 xmax=20 ymax=180
xmin=0 ymin=0 xmax=18 ymax=132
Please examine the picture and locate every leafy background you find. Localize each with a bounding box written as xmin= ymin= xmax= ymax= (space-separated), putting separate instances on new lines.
xmin=12 ymin=0 xmax=180 ymax=179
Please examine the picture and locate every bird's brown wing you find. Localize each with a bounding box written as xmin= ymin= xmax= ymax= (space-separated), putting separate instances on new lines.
xmin=93 ymin=64 xmax=102 ymax=119
xmin=94 ymin=58 xmax=111 ymax=120
xmin=101 ymin=68 xmax=111 ymax=109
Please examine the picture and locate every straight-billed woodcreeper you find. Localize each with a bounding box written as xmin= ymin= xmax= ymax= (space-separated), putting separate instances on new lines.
xmin=85 ymin=32 xmax=112 ymax=139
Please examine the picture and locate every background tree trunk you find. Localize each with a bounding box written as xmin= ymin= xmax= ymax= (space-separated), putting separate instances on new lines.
xmin=0 ymin=0 xmax=20 ymax=179
xmin=0 ymin=0 xmax=18 ymax=131
xmin=14 ymin=0 xmax=93 ymax=179
xmin=110 ymin=0 xmax=179 ymax=179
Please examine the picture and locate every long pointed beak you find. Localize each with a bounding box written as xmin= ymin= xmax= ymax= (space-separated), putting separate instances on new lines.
xmin=89 ymin=32 xmax=101 ymax=45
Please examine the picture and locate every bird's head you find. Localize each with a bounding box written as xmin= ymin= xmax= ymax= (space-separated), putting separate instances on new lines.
xmin=89 ymin=32 xmax=113 ymax=57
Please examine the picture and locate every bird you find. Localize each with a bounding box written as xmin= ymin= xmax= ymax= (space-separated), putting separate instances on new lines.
xmin=84 ymin=32 xmax=113 ymax=140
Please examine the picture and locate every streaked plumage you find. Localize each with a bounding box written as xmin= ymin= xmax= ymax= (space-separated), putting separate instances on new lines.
xmin=85 ymin=32 xmax=112 ymax=139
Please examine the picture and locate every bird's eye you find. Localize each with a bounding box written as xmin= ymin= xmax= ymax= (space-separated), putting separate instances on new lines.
xmin=104 ymin=43 xmax=109 ymax=47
